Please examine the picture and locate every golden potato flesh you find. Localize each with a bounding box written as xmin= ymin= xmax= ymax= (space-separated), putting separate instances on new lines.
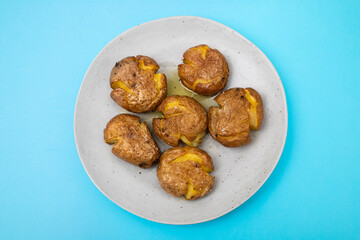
xmin=208 ymin=88 xmax=264 ymax=147
xmin=110 ymin=56 xmax=167 ymax=113
xmin=178 ymin=44 xmax=229 ymax=96
xmin=157 ymin=146 xmax=214 ymax=200
xmin=244 ymin=88 xmax=264 ymax=130
xmin=104 ymin=114 xmax=160 ymax=168
xmin=152 ymin=95 xmax=207 ymax=147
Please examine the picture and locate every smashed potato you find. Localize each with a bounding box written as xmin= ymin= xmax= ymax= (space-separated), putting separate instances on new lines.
xmin=157 ymin=146 xmax=214 ymax=200
xmin=152 ymin=95 xmax=207 ymax=147
xmin=178 ymin=44 xmax=229 ymax=96
xmin=104 ymin=114 xmax=160 ymax=168
xmin=110 ymin=56 xmax=167 ymax=113
xmin=208 ymin=88 xmax=264 ymax=147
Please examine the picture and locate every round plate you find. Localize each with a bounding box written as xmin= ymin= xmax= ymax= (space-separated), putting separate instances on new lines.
xmin=74 ymin=16 xmax=287 ymax=225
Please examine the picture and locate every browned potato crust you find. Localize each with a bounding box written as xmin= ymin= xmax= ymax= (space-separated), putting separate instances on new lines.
xmin=208 ymin=88 xmax=264 ymax=147
xmin=104 ymin=114 xmax=160 ymax=168
xmin=152 ymin=95 xmax=207 ymax=147
xmin=110 ymin=56 xmax=167 ymax=113
xmin=178 ymin=44 xmax=229 ymax=96
xmin=157 ymin=146 xmax=214 ymax=200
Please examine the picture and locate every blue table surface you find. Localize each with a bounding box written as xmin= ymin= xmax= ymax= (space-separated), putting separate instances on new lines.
xmin=1 ymin=1 xmax=359 ymax=239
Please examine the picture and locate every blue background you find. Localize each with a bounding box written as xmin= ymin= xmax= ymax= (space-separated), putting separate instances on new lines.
xmin=1 ymin=0 xmax=359 ymax=239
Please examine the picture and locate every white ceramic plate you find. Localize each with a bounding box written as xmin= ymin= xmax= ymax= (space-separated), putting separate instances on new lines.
xmin=74 ymin=16 xmax=287 ymax=225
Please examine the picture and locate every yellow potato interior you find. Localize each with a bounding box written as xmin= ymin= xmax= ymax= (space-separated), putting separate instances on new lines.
xmin=150 ymin=73 xmax=163 ymax=104
xmin=183 ymin=59 xmax=194 ymax=67
xmin=105 ymin=137 xmax=122 ymax=144
xmin=170 ymin=153 xmax=212 ymax=173
xmin=185 ymin=180 xmax=199 ymax=200
xmin=138 ymin=59 xmax=157 ymax=71
xmin=191 ymin=77 xmax=216 ymax=90
xmin=244 ymin=89 xmax=259 ymax=130
xmin=193 ymin=45 xmax=209 ymax=60
xmin=180 ymin=132 xmax=206 ymax=147
xmin=164 ymin=100 xmax=193 ymax=115
xmin=111 ymin=81 xmax=134 ymax=94
xmin=153 ymin=73 xmax=162 ymax=90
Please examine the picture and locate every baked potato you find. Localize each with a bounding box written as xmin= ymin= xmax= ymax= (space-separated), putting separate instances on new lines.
xmin=157 ymin=146 xmax=215 ymax=200
xmin=110 ymin=56 xmax=167 ymax=113
xmin=104 ymin=114 xmax=160 ymax=168
xmin=152 ymin=95 xmax=207 ymax=147
xmin=178 ymin=44 xmax=229 ymax=96
xmin=208 ymin=88 xmax=264 ymax=147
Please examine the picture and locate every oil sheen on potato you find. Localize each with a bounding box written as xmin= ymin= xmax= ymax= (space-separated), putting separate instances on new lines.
xmin=160 ymin=67 xmax=216 ymax=111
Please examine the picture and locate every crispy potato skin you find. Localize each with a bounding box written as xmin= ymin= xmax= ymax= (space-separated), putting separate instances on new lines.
xmin=104 ymin=114 xmax=160 ymax=168
xmin=157 ymin=146 xmax=214 ymax=200
xmin=178 ymin=44 xmax=229 ymax=96
xmin=110 ymin=56 xmax=167 ymax=113
xmin=208 ymin=88 xmax=264 ymax=147
xmin=152 ymin=95 xmax=208 ymax=147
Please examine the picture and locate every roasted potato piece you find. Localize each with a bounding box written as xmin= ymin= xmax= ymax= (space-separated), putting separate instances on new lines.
xmin=208 ymin=88 xmax=250 ymax=147
xmin=110 ymin=56 xmax=167 ymax=113
xmin=152 ymin=95 xmax=207 ymax=147
xmin=104 ymin=114 xmax=160 ymax=168
xmin=208 ymin=88 xmax=264 ymax=147
xmin=157 ymin=146 xmax=214 ymax=200
xmin=178 ymin=44 xmax=229 ymax=96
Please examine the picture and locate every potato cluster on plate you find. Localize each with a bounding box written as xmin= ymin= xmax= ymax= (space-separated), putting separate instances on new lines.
xmin=103 ymin=44 xmax=264 ymax=200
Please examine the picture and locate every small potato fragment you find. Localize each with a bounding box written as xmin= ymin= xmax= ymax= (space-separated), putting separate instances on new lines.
xmin=178 ymin=44 xmax=229 ymax=96
xmin=152 ymin=95 xmax=207 ymax=147
xmin=110 ymin=56 xmax=167 ymax=113
xmin=157 ymin=146 xmax=215 ymax=200
xmin=104 ymin=114 xmax=160 ymax=168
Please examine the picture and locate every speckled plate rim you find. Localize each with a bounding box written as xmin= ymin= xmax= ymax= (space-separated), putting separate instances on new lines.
xmin=74 ymin=16 xmax=288 ymax=225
